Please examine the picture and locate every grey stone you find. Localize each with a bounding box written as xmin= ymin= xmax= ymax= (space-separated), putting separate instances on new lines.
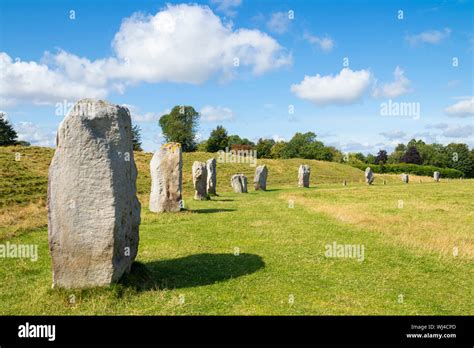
xmin=206 ymin=158 xmax=217 ymax=195
xmin=231 ymin=174 xmax=248 ymax=193
xmin=402 ymin=173 xmax=409 ymax=183
xmin=298 ymin=165 xmax=310 ymax=188
xmin=149 ymin=142 xmax=182 ymax=212
xmin=254 ymin=165 xmax=268 ymax=191
xmin=365 ymin=167 xmax=374 ymax=185
xmin=192 ymin=161 xmax=208 ymax=200
xmin=433 ymin=171 xmax=440 ymax=182
xmin=48 ymin=99 xmax=140 ymax=289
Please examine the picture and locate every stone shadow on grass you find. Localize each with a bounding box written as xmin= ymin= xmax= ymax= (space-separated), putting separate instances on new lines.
xmin=191 ymin=208 xmax=236 ymax=214
xmin=120 ymin=253 xmax=265 ymax=291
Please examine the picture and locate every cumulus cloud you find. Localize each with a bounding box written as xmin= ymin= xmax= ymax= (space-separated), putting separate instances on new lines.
xmin=442 ymin=124 xmax=474 ymax=138
xmin=290 ymin=68 xmax=372 ymax=106
xmin=210 ymin=0 xmax=242 ymax=17
xmin=15 ymin=122 xmax=56 ymax=147
xmin=0 ymin=52 xmax=110 ymax=106
xmin=444 ymin=98 xmax=474 ymax=117
xmin=425 ymin=123 xmax=449 ymax=130
xmin=0 ymin=4 xmax=290 ymax=107
xmin=266 ymin=12 xmax=291 ymax=34
xmin=200 ymin=105 xmax=235 ymax=122
xmin=372 ymin=66 xmax=412 ymax=98
xmin=379 ymin=130 xmax=407 ymax=140
xmin=122 ymin=104 xmax=169 ymax=123
xmin=303 ymin=32 xmax=334 ymax=52
xmin=406 ymin=28 xmax=451 ymax=46
xmin=272 ymin=134 xmax=286 ymax=142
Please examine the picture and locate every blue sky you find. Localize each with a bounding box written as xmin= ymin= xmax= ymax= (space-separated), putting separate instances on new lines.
xmin=0 ymin=0 xmax=472 ymax=153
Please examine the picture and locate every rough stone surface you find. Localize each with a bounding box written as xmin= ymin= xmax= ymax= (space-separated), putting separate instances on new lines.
xmin=231 ymin=174 xmax=248 ymax=193
xmin=298 ymin=165 xmax=310 ymax=188
xmin=402 ymin=173 xmax=409 ymax=183
xmin=253 ymin=165 xmax=268 ymax=191
xmin=192 ymin=161 xmax=208 ymax=200
xmin=434 ymin=171 xmax=440 ymax=182
xmin=206 ymin=158 xmax=217 ymax=195
xmin=48 ymin=99 xmax=141 ymax=289
xmin=149 ymin=142 xmax=182 ymax=212
xmin=365 ymin=167 xmax=374 ymax=185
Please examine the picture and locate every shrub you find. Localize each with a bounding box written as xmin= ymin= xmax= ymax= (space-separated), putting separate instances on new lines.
xmin=350 ymin=163 xmax=464 ymax=178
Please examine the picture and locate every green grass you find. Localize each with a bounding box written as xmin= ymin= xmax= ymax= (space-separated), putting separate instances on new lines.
xmin=0 ymin=146 xmax=472 ymax=315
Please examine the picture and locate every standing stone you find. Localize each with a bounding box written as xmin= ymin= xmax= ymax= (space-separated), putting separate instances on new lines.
xmin=343 ymin=180 xmax=347 ymax=186
xmin=206 ymin=158 xmax=217 ymax=196
xmin=149 ymin=142 xmax=182 ymax=212
xmin=254 ymin=165 xmax=268 ymax=191
xmin=383 ymin=179 xmax=386 ymax=185
xmin=298 ymin=165 xmax=310 ymax=188
xmin=231 ymin=174 xmax=248 ymax=193
xmin=433 ymin=171 xmax=440 ymax=182
xmin=48 ymin=99 xmax=140 ymax=289
xmin=402 ymin=173 xmax=409 ymax=183
xmin=192 ymin=161 xmax=208 ymax=200
xmin=365 ymin=167 xmax=374 ymax=185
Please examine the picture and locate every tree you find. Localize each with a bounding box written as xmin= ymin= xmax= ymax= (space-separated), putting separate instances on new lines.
xmin=159 ymin=106 xmax=199 ymax=152
xmin=132 ymin=124 xmax=143 ymax=151
xmin=0 ymin=113 xmax=18 ymax=146
xmin=196 ymin=140 xmax=208 ymax=152
xmin=353 ymin=152 xmax=366 ymax=162
xmin=282 ymin=132 xmax=317 ymax=158
xmin=270 ymin=141 xmax=287 ymax=158
xmin=206 ymin=125 xmax=228 ymax=152
xmin=366 ymin=153 xmax=376 ymax=164
xmin=256 ymin=138 xmax=275 ymax=158
xmin=401 ymin=146 xmax=423 ymax=165
xmin=445 ymin=143 xmax=474 ymax=177
xmin=375 ymin=150 xmax=388 ymax=164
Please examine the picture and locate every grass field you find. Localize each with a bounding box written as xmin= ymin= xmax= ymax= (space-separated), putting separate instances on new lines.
xmin=0 ymin=146 xmax=472 ymax=315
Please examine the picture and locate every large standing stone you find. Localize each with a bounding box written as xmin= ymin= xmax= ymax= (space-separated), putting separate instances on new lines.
xmin=192 ymin=161 xmax=208 ymax=200
xmin=298 ymin=165 xmax=310 ymax=188
xmin=149 ymin=142 xmax=182 ymax=212
xmin=433 ymin=171 xmax=440 ymax=182
xmin=231 ymin=174 xmax=248 ymax=193
xmin=48 ymin=99 xmax=141 ymax=289
xmin=365 ymin=167 xmax=374 ymax=185
xmin=401 ymin=173 xmax=409 ymax=183
xmin=254 ymin=165 xmax=268 ymax=191
xmin=206 ymin=158 xmax=217 ymax=196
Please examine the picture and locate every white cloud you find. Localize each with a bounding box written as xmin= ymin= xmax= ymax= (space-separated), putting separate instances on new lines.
xmin=303 ymin=32 xmax=334 ymax=52
xmin=15 ymin=122 xmax=56 ymax=147
xmin=0 ymin=4 xmax=290 ymax=107
xmin=0 ymin=52 xmax=109 ymax=106
xmin=122 ymin=104 xmax=169 ymax=123
xmin=200 ymin=105 xmax=235 ymax=122
xmin=442 ymin=124 xmax=474 ymax=138
xmin=406 ymin=28 xmax=451 ymax=46
xmin=426 ymin=123 xmax=449 ymax=130
xmin=272 ymin=134 xmax=286 ymax=142
xmin=379 ymin=130 xmax=407 ymax=140
xmin=267 ymin=12 xmax=291 ymax=34
xmin=290 ymin=68 xmax=372 ymax=106
xmin=372 ymin=66 xmax=412 ymax=98
xmin=210 ymin=0 xmax=242 ymax=17
xmin=444 ymin=98 xmax=474 ymax=117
